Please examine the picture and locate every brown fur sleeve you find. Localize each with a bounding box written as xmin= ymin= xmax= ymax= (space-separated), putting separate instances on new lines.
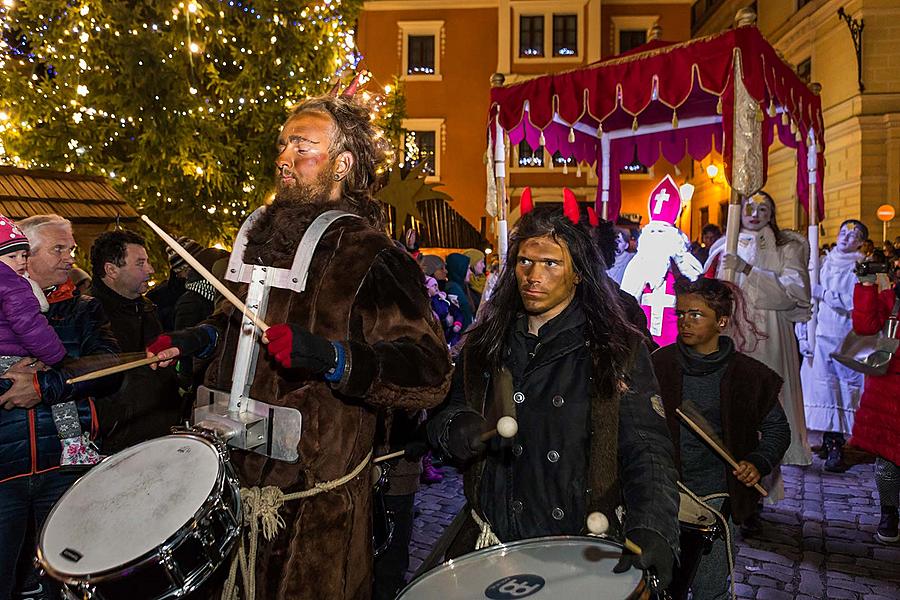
xmin=332 ymin=246 xmax=452 ymax=410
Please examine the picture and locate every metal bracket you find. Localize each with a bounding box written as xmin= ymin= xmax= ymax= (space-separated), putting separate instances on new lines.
xmin=193 ymin=386 xmax=303 ymax=463
xmin=837 ymin=7 xmax=865 ymax=93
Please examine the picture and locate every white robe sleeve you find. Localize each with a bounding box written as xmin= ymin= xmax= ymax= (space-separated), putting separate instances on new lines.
xmin=745 ymin=239 xmax=811 ymax=320
xmin=821 ymin=271 xmax=855 ymax=314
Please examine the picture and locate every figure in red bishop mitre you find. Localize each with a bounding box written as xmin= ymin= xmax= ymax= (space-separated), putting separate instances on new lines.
xmin=620 ymin=175 xmax=703 ymax=346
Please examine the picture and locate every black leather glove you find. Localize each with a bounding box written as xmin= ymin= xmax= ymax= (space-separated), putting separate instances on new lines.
xmin=613 ymin=528 xmax=675 ymax=590
xmin=446 ymin=412 xmax=487 ymax=462
xmin=265 ymin=323 xmax=337 ymax=374
xmin=147 ymin=325 xmax=216 ymax=359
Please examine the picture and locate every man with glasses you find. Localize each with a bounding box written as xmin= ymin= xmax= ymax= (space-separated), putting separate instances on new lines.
xmin=0 ymin=214 xmax=121 ymax=600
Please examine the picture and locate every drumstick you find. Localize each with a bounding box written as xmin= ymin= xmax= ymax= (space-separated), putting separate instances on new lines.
xmin=372 ymin=417 xmax=519 ymax=464
xmin=141 ymin=215 xmax=269 ymax=333
xmin=65 ymin=355 xmax=164 ymax=384
xmin=586 ymin=512 xmax=642 ymax=556
xmin=676 ymin=407 xmax=768 ymax=497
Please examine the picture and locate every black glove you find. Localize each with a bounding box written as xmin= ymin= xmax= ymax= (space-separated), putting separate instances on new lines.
xmin=613 ymin=528 xmax=675 ymax=590
xmin=446 ymin=411 xmax=487 ymax=462
xmin=265 ymin=323 xmax=337 ymax=374
xmin=402 ymin=423 xmax=431 ymax=461
xmin=147 ymin=325 xmax=215 ymax=359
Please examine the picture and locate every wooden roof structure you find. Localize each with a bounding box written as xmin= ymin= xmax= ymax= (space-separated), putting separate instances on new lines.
xmin=0 ymin=166 xmax=138 ymax=223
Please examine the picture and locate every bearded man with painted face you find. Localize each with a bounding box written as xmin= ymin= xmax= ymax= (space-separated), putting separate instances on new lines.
xmin=149 ymin=96 xmax=452 ymax=600
xmin=705 ymin=191 xmax=813 ymax=481
xmin=427 ymin=205 xmax=680 ymax=588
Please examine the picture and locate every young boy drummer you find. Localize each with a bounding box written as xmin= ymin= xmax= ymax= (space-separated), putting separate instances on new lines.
xmin=651 ymin=278 xmax=791 ymax=600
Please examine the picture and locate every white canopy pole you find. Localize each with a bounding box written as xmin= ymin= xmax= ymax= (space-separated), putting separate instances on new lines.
xmin=495 ymin=117 xmax=509 ymax=265
xmin=807 ymin=130 xmax=820 ymax=350
xmin=601 ymin=135 xmax=611 ymax=220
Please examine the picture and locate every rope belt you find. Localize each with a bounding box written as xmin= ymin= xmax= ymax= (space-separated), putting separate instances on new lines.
xmin=471 ymin=509 xmax=501 ymax=550
xmin=221 ymin=450 xmax=373 ymax=600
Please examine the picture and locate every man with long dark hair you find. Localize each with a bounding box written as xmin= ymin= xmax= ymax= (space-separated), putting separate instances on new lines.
xmin=427 ymin=205 xmax=680 ymax=587
xmin=149 ymin=95 xmax=452 ymax=600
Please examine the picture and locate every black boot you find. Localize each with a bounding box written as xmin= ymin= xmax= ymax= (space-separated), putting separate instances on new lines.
xmin=816 ymin=433 xmax=835 ymax=460
xmin=824 ymin=434 xmax=847 ymax=472
xmin=876 ymin=506 xmax=899 ymax=544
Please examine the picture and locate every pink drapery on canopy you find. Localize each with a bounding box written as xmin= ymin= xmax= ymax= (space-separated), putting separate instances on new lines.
xmin=490 ymin=26 xmax=826 ymax=221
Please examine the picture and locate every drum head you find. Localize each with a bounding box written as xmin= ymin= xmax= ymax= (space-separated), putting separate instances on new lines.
xmin=398 ymin=536 xmax=644 ymax=599
xmin=40 ymin=435 xmax=221 ymax=577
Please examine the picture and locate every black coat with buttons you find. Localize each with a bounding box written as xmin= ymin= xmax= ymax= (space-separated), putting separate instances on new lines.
xmin=429 ymin=301 xmax=680 ymax=556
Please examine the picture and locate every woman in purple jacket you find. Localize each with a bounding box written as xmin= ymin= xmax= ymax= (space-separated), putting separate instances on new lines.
xmin=0 ymin=215 xmax=100 ymax=467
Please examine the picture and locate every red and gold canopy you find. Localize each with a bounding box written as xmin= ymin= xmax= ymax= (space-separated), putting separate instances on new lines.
xmin=490 ymin=26 xmax=825 ymax=220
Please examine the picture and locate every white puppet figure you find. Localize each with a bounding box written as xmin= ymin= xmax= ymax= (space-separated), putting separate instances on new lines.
xmin=621 ymin=175 xmax=703 ymax=346
xmin=797 ymin=219 xmax=867 ymax=471
xmin=705 ymin=191 xmax=813 ymax=476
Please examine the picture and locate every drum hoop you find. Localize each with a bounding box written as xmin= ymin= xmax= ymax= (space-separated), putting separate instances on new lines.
xmin=399 ymin=535 xmax=647 ymax=599
xmin=38 ymin=432 xmax=240 ymax=588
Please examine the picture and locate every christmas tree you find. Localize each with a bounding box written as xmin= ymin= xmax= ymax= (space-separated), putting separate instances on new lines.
xmin=0 ymin=0 xmax=372 ymax=244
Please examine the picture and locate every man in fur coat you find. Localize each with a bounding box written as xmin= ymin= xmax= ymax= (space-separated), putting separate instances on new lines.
xmin=150 ymin=95 xmax=452 ymax=599
xmin=427 ymin=204 xmax=680 ymax=589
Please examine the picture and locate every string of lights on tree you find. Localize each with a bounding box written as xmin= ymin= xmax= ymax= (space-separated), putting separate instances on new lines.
xmin=0 ymin=0 xmax=402 ymax=244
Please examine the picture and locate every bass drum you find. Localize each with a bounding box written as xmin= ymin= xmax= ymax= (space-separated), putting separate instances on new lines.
xmin=398 ymin=536 xmax=651 ymax=599
xmin=38 ymin=432 xmax=241 ymax=600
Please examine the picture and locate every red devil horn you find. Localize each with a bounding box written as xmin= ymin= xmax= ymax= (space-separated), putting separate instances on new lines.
xmin=587 ymin=206 xmax=599 ymax=228
xmin=341 ymin=71 xmax=367 ymax=99
xmin=563 ymin=188 xmax=579 ymax=224
xmin=327 ymin=80 xmax=342 ymax=97
xmin=520 ymin=187 xmax=534 ymax=215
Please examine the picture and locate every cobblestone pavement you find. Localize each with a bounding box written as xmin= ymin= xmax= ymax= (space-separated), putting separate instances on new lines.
xmin=405 ymin=456 xmax=900 ymax=598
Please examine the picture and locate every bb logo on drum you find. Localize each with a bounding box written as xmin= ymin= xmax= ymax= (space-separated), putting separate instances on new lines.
xmin=484 ymin=574 xmax=546 ymax=599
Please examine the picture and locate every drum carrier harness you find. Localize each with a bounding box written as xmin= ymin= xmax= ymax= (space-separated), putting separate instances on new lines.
xmin=191 ymin=208 xmax=372 ymax=600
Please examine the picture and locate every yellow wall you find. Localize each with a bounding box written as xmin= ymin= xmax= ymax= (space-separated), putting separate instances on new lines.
xmin=359 ymin=8 xmax=498 ymax=229
xmin=360 ymin=1 xmax=694 ymax=237
xmin=690 ymin=0 xmax=900 ymax=244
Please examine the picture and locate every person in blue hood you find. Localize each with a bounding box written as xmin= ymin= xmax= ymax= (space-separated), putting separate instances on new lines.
xmin=445 ymin=252 xmax=474 ymax=330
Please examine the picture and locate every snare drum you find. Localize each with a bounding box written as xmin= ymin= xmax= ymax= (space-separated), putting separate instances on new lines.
xmin=397 ymin=536 xmax=651 ymax=599
xmin=38 ymin=432 xmax=241 ymax=600
xmin=667 ymin=492 xmax=725 ymax=600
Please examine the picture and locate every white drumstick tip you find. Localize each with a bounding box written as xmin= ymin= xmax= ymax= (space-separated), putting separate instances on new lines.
xmin=496 ymin=416 xmax=518 ymax=439
xmin=586 ymin=511 xmax=609 ymax=535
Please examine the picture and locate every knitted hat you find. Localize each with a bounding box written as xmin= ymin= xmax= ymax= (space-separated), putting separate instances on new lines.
xmin=0 ymin=214 xmax=29 ymax=256
xmin=167 ymin=236 xmax=204 ymax=269
xmin=186 ymin=247 xmax=229 ymax=283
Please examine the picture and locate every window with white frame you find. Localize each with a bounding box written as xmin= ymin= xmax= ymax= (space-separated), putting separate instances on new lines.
xmin=553 ymin=14 xmax=578 ymax=57
xmin=610 ymin=15 xmax=657 ymax=55
xmin=399 ymin=21 xmax=443 ymax=81
xmin=618 ymin=29 xmax=647 ymax=54
xmin=402 ymin=118 xmax=444 ymax=181
xmin=519 ymin=15 xmax=544 ymax=57
xmin=513 ymin=2 xmax=583 ymax=63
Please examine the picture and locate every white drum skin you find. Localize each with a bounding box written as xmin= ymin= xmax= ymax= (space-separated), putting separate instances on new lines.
xmin=398 ymin=536 xmax=648 ymax=599
xmin=41 ymin=436 xmax=221 ymax=577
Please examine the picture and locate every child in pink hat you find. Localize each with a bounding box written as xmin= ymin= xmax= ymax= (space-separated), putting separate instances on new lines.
xmin=0 ymin=214 xmax=100 ymax=467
